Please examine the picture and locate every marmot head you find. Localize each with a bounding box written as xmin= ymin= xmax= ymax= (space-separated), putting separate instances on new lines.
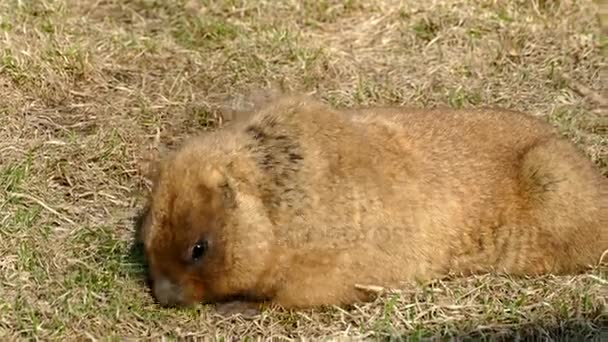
xmin=139 ymin=138 xmax=274 ymax=307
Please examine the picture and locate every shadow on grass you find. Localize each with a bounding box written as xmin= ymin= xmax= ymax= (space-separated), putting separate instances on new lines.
xmin=127 ymin=205 xmax=153 ymax=292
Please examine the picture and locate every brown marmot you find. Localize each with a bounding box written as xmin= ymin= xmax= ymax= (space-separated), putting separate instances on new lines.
xmin=138 ymin=93 xmax=607 ymax=312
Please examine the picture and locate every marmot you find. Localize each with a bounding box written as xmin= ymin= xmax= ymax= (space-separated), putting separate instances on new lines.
xmin=139 ymin=93 xmax=607 ymax=311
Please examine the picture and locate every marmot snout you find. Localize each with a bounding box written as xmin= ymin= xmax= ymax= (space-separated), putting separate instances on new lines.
xmin=139 ymin=94 xmax=607 ymax=310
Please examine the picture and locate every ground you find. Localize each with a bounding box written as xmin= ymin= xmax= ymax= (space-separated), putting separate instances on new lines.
xmin=0 ymin=0 xmax=606 ymax=340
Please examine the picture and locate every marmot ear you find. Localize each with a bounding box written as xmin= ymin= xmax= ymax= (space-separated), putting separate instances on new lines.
xmin=203 ymin=166 xmax=237 ymax=209
xmin=204 ymin=166 xmax=227 ymax=188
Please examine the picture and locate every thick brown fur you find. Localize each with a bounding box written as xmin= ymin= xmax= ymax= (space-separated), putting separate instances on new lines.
xmin=139 ymin=93 xmax=608 ymax=311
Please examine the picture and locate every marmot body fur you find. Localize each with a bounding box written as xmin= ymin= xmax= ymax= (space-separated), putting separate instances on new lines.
xmin=140 ymin=94 xmax=607 ymax=310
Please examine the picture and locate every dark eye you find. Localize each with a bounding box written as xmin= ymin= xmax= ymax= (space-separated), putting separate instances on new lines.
xmin=191 ymin=240 xmax=208 ymax=261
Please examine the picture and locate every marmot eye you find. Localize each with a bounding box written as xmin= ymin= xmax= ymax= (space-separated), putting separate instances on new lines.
xmin=191 ymin=240 xmax=208 ymax=261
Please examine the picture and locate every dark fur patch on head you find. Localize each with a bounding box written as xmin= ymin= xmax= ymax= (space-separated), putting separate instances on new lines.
xmin=246 ymin=125 xmax=267 ymax=142
xmin=245 ymin=116 xmax=306 ymax=216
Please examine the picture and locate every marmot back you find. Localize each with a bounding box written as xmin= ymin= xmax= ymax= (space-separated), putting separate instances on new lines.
xmin=139 ymin=94 xmax=607 ymax=311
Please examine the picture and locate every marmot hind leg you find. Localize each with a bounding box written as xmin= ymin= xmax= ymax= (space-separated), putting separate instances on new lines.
xmin=513 ymin=136 xmax=608 ymax=274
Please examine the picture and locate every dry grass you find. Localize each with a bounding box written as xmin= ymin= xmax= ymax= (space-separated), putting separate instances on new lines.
xmin=0 ymin=0 xmax=606 ymax=340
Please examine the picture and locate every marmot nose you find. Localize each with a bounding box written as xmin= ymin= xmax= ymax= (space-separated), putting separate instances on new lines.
xmin=153 ymin=276 xmax=184 ymax=307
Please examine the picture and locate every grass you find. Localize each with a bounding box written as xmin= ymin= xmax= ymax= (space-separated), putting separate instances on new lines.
xmin=0 ymin=0 xmax=606 ymax=339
